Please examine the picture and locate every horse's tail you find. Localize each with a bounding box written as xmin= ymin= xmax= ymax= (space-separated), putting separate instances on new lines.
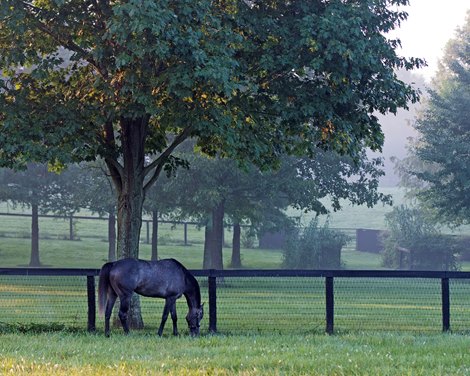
xmin=98 ymin=262 xmax=114 ymax=316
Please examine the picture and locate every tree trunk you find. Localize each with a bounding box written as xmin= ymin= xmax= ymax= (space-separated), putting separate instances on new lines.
xmin=29 ymin=203 xmax=40 ymax=267
xmin=231 ymin=222 xmax=242 ymax=268
xmin=203 ymin=201 xmax=225 ymax=269
xmin=151 ymin=209 xmax=159 ymax=261
xmin=203 ymin=222 xmax=212 ymax=269
xmin=111 ymin=116 xmax=148 ymax=330
xmin=108 ymin=212 xmax=116 ymax=262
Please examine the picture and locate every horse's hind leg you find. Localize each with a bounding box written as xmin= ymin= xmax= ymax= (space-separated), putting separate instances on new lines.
xmin=104 ymin=290 xmax=117 ymax=337
xmin=118 ymin=294 xmax=132 ymax=335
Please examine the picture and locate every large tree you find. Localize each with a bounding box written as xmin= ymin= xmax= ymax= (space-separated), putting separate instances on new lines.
xmin=0 ymin=0 xmax=422 ymax=257
xmin=1 ymin=1 xmax=422 ymax=325
xmin=397 ymin=13 xmax=470 ymax=225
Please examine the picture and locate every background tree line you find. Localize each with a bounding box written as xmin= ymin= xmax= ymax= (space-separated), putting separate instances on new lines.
xmin=387 ymin=12 xmax=470 ymax=270
xmin=1 ymin=145 xmax=389 ymax=268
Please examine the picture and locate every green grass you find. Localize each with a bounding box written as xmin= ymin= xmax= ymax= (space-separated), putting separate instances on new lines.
xmin=0 ymin=237 xmax=284 ymax=269
xmin=1 ymin=331 xmax=470 ymax=375
xmin=2 ymin=191 xmax=470 ymax=374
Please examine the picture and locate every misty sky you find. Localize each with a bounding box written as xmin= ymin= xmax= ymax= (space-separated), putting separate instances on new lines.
xmin=374 ymin=0 xmax=469 ymax=185
xmin=394 ymin=0 xmax=469 ymax=81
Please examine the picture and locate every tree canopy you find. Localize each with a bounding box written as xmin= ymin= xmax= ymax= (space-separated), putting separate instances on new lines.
xmin=396 ymin=12 xmax=470 ymax=226
xmin=155 ymin=145 xmax=390 ymax=268
xmin=1 ymin=0 xmax=423 ymax=262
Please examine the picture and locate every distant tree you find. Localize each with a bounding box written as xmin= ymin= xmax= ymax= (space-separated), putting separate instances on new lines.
xmin=382 ymin=205 xmax=460 ymax=271
xmin=143 ymin=171 xmax=182 ymax=261
xmin=397 ymin=13 xmax=470 ymax=226
xmin=61 ymin=162 xmax=118 ymax=261
xmin=0 ymin=164 xmax=76 ymax=266
xmin=282 ymin=218 xmax=350 ymax=269
xmin=165 ymin=147 xmax=390 ymax=269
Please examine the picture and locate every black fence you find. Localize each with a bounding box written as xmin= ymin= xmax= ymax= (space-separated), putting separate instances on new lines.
xmin=0 ymin=212 xmax=359 ymax=250
xmin=0 ymin=212 xmax=201 ymax=246
xmin=2 ymin=268 xmax=470 ymax=335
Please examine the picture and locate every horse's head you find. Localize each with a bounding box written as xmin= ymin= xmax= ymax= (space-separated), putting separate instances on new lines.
xmin=186 ymin=303 xmax=204 ymax=337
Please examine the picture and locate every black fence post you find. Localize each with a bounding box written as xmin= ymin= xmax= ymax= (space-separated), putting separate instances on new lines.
xmin=325 ymin=276 xmax=334 ymax=335
xmin=87 ymin=275 xmax=96 ymax=333
xmin=69 ymin=216 xmax=74 ymax=241
xmin=146 ymin=221 xmax=150 ymax=244
xmin=441 ymin=277 xmax=450 ymax=332
xmin=184 ymin=223 xmax=188 ymax=246
xmin=208 ymin=271 xmax=217 ymax=333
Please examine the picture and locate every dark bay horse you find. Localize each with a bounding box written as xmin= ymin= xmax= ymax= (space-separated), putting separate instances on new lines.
xmin=98 ymin=258 xmax=204 ymax=337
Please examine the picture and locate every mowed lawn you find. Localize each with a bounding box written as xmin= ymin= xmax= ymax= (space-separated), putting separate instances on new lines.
xmin=1 ymin=331 xmax=470 ymax=375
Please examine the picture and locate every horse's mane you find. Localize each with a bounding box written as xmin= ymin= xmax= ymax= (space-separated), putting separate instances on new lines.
xmin=169 ymin=258 xmax=201 ymax=307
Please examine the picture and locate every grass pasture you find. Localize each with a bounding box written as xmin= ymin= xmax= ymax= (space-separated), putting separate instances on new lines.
xmin=2 ymin=331 xmax=470 ymax=375
xmin=2 ymin=189 xmax=470 ymax=375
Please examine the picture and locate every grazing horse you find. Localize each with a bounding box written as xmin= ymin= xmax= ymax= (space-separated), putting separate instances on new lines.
xmin=98 ymin=258 xmax=204 ymax=337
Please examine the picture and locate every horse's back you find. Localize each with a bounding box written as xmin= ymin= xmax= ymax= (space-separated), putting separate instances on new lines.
xmin=108 ymin=258 xmax=189 ymax=298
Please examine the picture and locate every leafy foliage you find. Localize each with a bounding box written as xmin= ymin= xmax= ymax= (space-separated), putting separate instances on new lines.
xmin=382 ymin=206 xmax=460 ymax=271
xmin=396 ymin=13 xmax=470 ymax=226
xmin=0 ymin=0 xmax=422 ymax=169
xmin=0 ymin=0 xmax=423 ymax=263
xmin=282 ymin=218 xmax=350 ymax=269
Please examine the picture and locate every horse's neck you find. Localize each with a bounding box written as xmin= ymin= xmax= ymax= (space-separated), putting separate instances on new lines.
xmin=184 ymin=280 xmax=201 ymax=309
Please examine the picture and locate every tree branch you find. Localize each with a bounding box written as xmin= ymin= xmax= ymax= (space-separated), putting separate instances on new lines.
xmin=21 ymin=1 xmax=108 ymax=78
xmin=143 ymin=125 xmax=194 ymax=193
xmin=102 ymin=120 xmax=123 ymax=191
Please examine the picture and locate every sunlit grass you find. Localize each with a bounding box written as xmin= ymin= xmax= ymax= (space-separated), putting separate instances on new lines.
xmin=1 ymin=331 xmax=470 ymax=375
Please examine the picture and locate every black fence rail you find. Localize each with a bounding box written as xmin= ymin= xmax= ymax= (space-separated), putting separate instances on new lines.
xmin=1 ymin=268 xmax=470 ymax=335
xmin=0 ymin=212 xmax=203 ymax=245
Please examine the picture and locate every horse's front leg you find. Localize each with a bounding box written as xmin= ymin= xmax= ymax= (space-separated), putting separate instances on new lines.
xmin=169 ymin=300 xmax=178 ymax=336
xmin=157 ymin=299 xmax=171 ymax=336
xmin=158 ymin=297 xmax=177 ymax=336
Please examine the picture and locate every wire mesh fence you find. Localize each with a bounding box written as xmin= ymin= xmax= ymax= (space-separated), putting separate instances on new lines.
xmin=1 ymin=269 xmax=470 ymax=334
xmin=450 ymin=279 xmax=470 ymax=332
xmin=212 ymin=277 xmax=325 ymax=335
xmin=0 ymin=275 xmax=90 ymax=329
xmin=334 ymin=278 xmax=443 ymax=333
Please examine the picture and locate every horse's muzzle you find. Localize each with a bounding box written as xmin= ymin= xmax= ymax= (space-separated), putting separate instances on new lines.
xmin=189 ymin=326 xmax=200 ymax=337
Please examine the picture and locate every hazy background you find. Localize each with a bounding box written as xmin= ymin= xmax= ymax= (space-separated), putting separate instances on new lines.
xmin=377 ymin=0 xmax=468 ymax=186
